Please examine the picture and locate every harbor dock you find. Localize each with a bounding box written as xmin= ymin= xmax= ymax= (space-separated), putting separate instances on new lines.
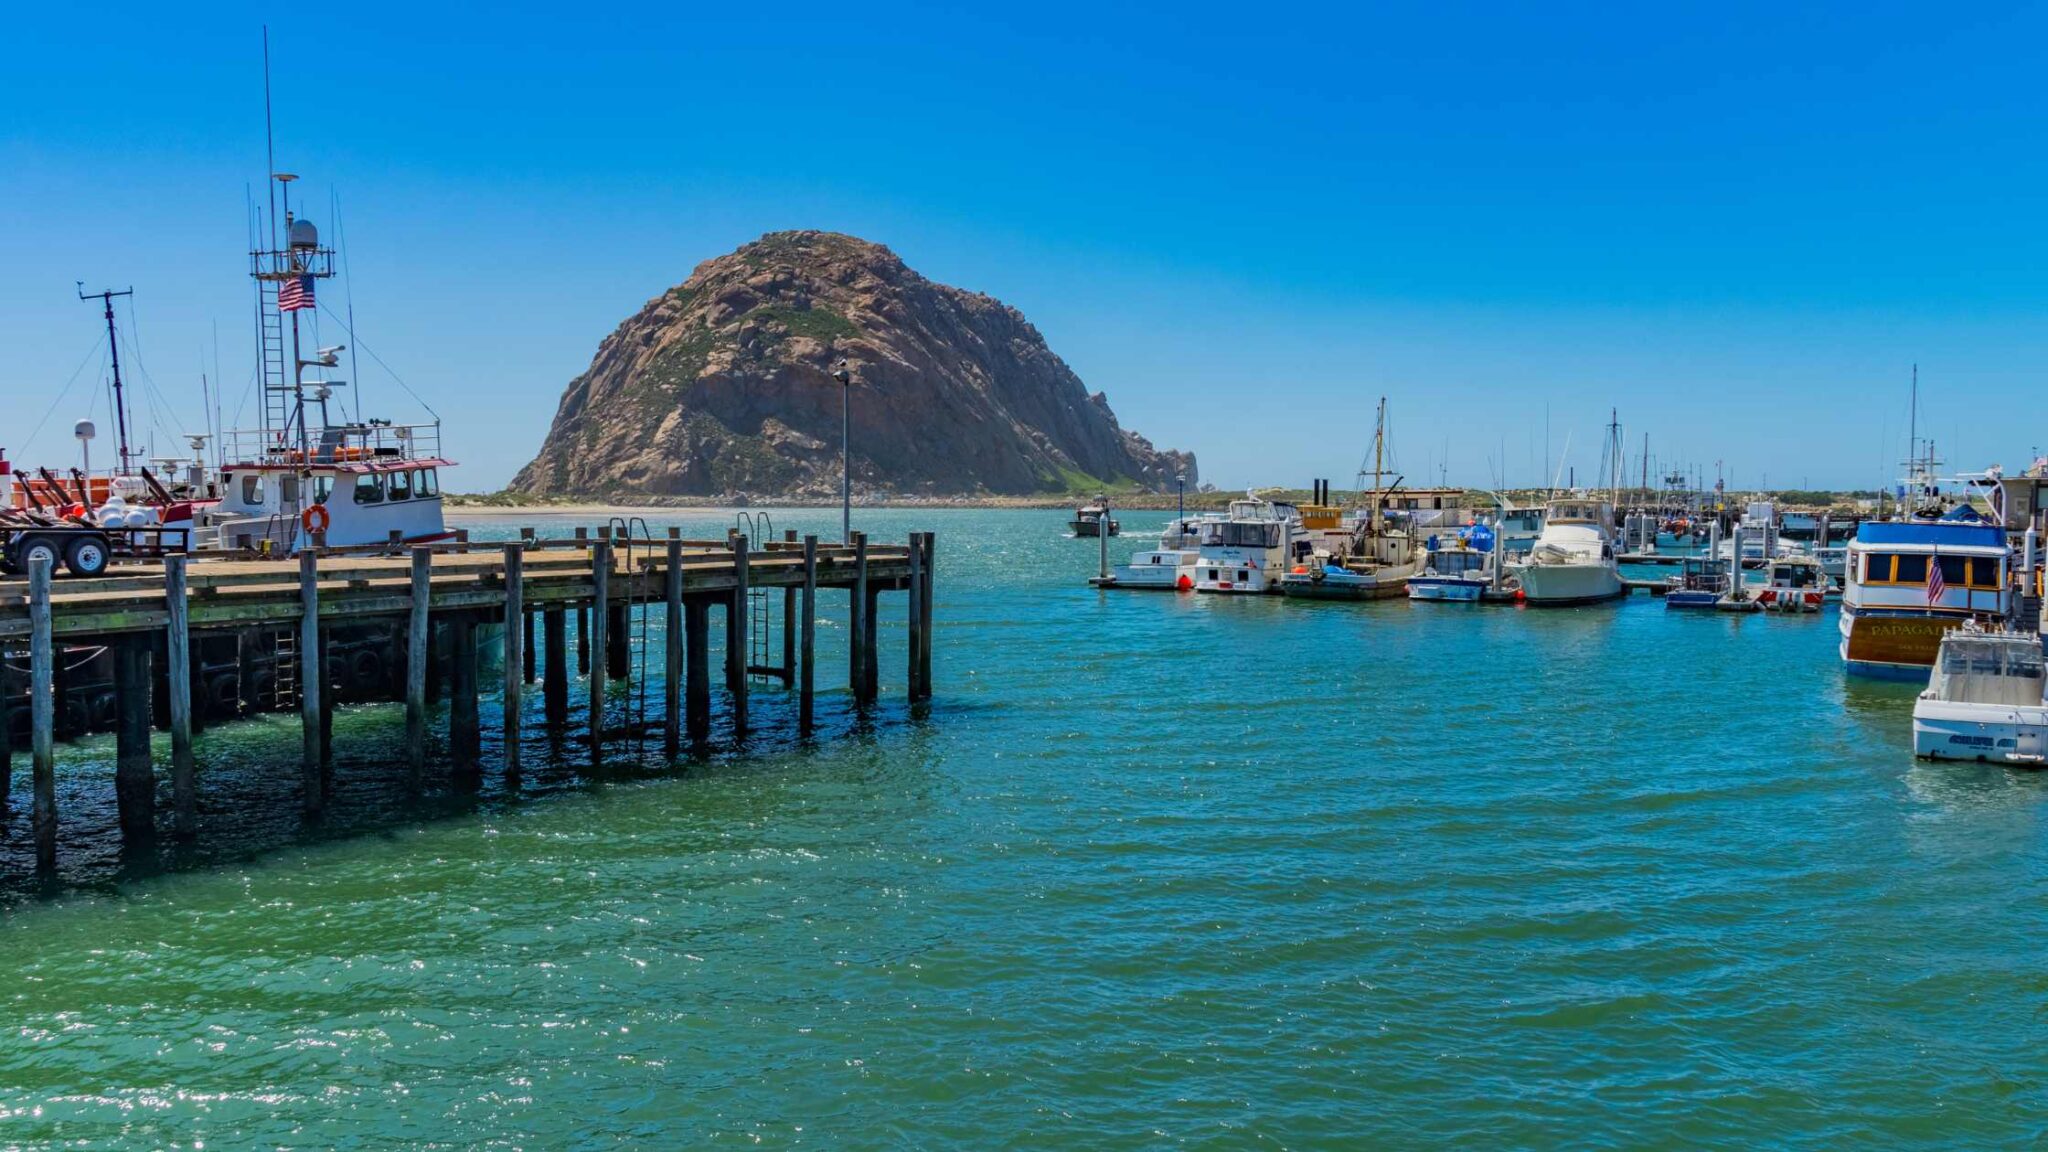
xmin=0 ymin=526 xmax=936 ymax=872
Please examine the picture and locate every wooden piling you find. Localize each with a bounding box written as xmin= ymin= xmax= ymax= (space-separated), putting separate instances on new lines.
xmin=543 ymin=608 xmax=568 ymax=725
xmin=406 ymin=547 xmax=432 ymax=778
xmin=731 ymin=533 xmax=749 ymax=735
xmin=166 ymin=555 xmax=196 ymax=839
xmin=907 ymin=532 xmax=924 ymax=703
xmin=781 ymin=529 xmax=797 ymax=686
xmin=849 ymin=532 xmax=869 ymax=707
xmin=800 ymin=535 xmax=817 ymax=734
xmin=298 ymin=550 xmax=323 ymax=815
xmin=863 ymin=582 xmax=881 ymax=704
xmin=920 ymin=533 xmax=935 ymax=698
xmin=114 ymin=635 xmax=155 ymax=840
xmin=523 ymin=609 xmax=537 ymax=684
xmin=606 ymin=602 xmax=629 ymax=682
xmin=664 ymin=537 xmax=683 ymax=759
xmin=589 ymin=540 xmax=609 ymax=750
xmin=684 ymin=597 xmax=711 ymax=742
xmin=29 ymin=557 xmax=55 ymax=871
xmin=318 ymin=623 xmax=334 ymax=771
xmin=450 ymin=614 xmax=480 ymax=779
xmin=0 ymin=654 xmax=14 ymax=808
xmin=502 ymin=543 xmax=525 ymax=778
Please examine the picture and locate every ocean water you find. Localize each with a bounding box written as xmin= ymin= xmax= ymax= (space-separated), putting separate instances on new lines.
xmin=1 ymin=508 xmax=2043 ymax=1148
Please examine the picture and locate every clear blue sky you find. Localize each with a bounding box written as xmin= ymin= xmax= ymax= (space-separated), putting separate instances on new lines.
xmin=5 ymin=3 xmax=2046 ymax=492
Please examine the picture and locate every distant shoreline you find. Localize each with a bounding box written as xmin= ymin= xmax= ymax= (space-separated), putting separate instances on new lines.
xmin=445 ymin=493 xmax=1223 ymax=517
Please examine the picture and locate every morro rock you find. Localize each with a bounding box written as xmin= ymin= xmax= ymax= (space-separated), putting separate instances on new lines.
xmin=509 ymin=230 xmax=1196 ymax=499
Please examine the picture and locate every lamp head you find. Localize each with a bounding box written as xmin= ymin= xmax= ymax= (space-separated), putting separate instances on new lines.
xmin=831 ymin=360 xmax=851 ymax=387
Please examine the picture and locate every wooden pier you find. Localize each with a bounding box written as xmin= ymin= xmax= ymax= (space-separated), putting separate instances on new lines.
xmin=0 ymin=527 xmax=936 ymax=872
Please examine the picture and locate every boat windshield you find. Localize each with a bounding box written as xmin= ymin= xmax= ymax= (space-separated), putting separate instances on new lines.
xmin=1931 ymin=637 xmax=2047 ymax=706
xmin=1202 ymin=521 xmax=1282 ymax=548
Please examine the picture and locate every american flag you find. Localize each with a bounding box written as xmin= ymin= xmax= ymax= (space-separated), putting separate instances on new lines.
xmin=279 ymin=274 xmax=314 ymax=312
xmin=1926 ymin=551 xmax=1945 ymax=604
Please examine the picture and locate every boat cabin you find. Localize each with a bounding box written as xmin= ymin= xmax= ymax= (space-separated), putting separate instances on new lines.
xmin=1925 ymin=631 xmax=2046 ymax=708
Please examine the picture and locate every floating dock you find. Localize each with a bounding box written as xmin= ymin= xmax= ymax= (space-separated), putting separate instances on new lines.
xmin=0 ymin=527 xmax=935 ymax=873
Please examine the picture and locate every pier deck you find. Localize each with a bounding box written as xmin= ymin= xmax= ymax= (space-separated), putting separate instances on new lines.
xmin=0 ymin=527 xmax=937 ymax=873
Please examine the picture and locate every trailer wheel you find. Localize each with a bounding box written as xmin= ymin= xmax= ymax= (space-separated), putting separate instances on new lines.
xmin=15 ymin=535 xmax=62 ymax=576
xmin=64 ymin=535 xmax=111 ymax=577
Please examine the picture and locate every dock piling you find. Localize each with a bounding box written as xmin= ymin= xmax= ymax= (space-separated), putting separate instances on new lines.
xmin=919 ymin=533 xmax=935 ymax=699
xmin=113 ymin=635 xmax=154 ymax=842
xmin=450 ymin=614 xmax=480 ymax=780
xmin=731 ymin=534 xmax=749 ymax=735
xmin=29 ymin=557 xmax=55 ymax=870
xmin=589 ymin=540 xmax=610 ymax=751
xmin=685 ymin=597 xmax=711 ymax=743
xmin=165 ymin=555 xmax=196 ymax=839
xmin=850 ymin=532 xmax=870 ymax=707
xmin=406 ymin=547 xmax=431 ymax=778
xmin=800 ymin=536 xmax=817 ymax=734
xmin=502 ymin=543 xmax=525 ymax=778
xmin=664 ymin=537 xmax=683 ymax=759
xmin=298 ymin=550 xmax=323 ymax=815
xmin=907 ymin=532 xmax=924 ymax=702
xmin=542 ymin=608 xmax=568 ymax=725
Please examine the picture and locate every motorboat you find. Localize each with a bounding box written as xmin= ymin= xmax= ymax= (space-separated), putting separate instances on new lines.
xmin=1107 ymin=515 xmax=1213 ymax=590
xmin=1510 ymin=496 xmax=1625 ymax=606
xmin=1840 ymin=516 xmax=2008 ymax=677
xmin=1664 ymin=555 xmax=1733 ymax=609
xmin=1279 ymin=404 xmax=1425 ymax=600
xmin=1070 ymin=497 xmax=1119 ymax=538
xmin=1407 ymin=542 xmax=1493 ymax=602
xmin=1912 ymin=624 xmax=2047 ymax=763
xmin=1192 ymin=496 xmax=1298 ymax=593
xmin=1756 ymin=554 xmax=1827 ymax=613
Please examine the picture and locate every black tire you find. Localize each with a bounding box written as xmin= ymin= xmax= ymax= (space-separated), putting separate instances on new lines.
xmin=64 ymin=534 xmax=111 ymax=577
xmin=14 ymin=534 xmax=62 ymax=576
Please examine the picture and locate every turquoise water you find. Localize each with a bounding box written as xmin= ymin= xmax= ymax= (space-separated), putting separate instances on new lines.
xmin=2 ymin=508 xmax=2043 ymax=1147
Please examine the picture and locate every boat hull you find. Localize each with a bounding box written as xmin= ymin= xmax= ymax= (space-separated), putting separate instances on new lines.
xmin=1280 ymin=574 xmax=1409 ymax=600
xmin=1913 ymin=700 xmax=2048 ymax=764
xmin=1513 ymin=562 xmax=1625 ymax=606
xmin=1407 ymin=576 xmax=1486 ymax=602
xmin=1838 ymin=607 xmax=1970 ymax=676
xmin=1664 ymin=589 xmax=1721 ymax=610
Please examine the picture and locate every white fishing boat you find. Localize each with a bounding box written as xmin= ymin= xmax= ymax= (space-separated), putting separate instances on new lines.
xmin=1280 ymin=400 xmax=1425 ymax=600
xmin=1912 ymin=624 xmax=2048 ymax=764
xmin=1510 ymin=496 xmax=1624 ymax=605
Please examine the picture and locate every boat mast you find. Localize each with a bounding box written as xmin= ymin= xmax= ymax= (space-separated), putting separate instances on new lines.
xmin=77 ymin=285 xmax=136 ymax=475
xmin=1373 ymin=396 xmax=1385 ymax=534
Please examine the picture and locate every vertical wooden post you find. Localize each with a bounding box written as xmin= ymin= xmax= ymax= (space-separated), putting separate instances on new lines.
xmin=589 ymin=540 xmax=610 ymax=751
xmin=236 ymin=627 xmax=260 ymax=716
xmin=731 ymin=534 xmax=749 ymax=735
xmin=684 ymin=597 xmax=711 ymax=742
xmin=849 ymin=532 xmax=869 ymax=706
xmin=575 ymin=525 xmax=590 ymax=675
xmin=606 ymin=602 xmax=629 ymax=681
xmin=523 ymin=610 xmax=537 ymax=684
xmin=920 ymin=533 xmax=935 ymax=697
xmin=29 ymin=557 xmax=56 ymax=871
xmin=800 ymin=536 xmax=817 ymax=734
xmin=450 ymin=614 xmax=480 ymax=779
xmin=781 ymin=529 xmax=797 ymax=685
xmin=166 ymin=556 xmax=196 ymax=838
xmin=113 ymin=636 xmax=155 ymax=841
xmin=298 ymin=550 xmax=323 ymax=816
xmin=318 ymin=623 xmax=334 ymax=771
xmin=407 ymin=547 xmax=432 ymax=778
xmin=863 ymin=581 xmax=880 ymax=704
xmin=664 ymin=537 xmax=683 ymax=759
xmin=0 ymin=656 xmax=12 ymax=810
xmin=907 ymin=532 xmax=924 ymax=703
xmin=543 ymin=608 xmax=568 ymax=725
xmin=502 ymin=543 xmax=525 ymax=778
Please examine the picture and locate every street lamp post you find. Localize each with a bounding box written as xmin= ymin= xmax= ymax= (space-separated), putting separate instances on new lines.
xmin=1177 ymin=473 xmax=1185 ymax=525
xmin=832 ymin=360 xmax=853 ymax=543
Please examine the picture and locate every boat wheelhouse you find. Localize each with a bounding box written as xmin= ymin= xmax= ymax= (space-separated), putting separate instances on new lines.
xmin=1839 ymin=520 xmax=2008 ymax=677
xmin=1757 ymin=554 xmax=1827 ymax=613
xmin=1193 ymin=498 xmax=1297 ymax=593
xmin=1664 ymin=555 xmax=1732 ymax=610
xmin=204 ymin=423 xmax=454 ymax=551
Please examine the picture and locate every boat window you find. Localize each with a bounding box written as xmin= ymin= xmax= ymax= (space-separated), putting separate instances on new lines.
xmin=386 ymin=469 xmax=412 ymax=501
xmin=1937 ymin=556 xmax=1967 ymax=587
xmin=416 ymin=467 xmax=440 ymax=498
xmin=355 ymin=473 xmax=385 ymax=504
xmin=311 ymin=475 xmax=333 ymax=504
xmin=1237 ymin=570 xmax=1249 ymax=582
xmin=1965 ymin=558 xmax=2001 ymax=590
xmin=280 ymin=474 xmax=299 ymax=504
xmin=1892 ymin=554 xmax=1928 ymax=584
xmin=240 ymin=474 xmax=264 ymax=505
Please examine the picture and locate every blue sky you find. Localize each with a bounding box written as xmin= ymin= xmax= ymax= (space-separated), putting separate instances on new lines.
xmin=4 ymin=2 xmax=2046 ymax=492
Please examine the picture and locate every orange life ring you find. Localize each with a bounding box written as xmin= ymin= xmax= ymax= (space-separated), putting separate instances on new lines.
xmin=302 ymin=504 xmax=331 ymax=535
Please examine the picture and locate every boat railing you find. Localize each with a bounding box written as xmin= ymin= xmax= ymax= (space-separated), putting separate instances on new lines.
xmin=220 ymin=422 xmax=443 ymax=469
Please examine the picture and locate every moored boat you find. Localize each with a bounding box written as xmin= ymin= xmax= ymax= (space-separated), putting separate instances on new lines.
xmin=1756 ymin=553 xmax=1827 ymax=613
xmin=1070 ymin=497 xmax=1120 ymax=538
xmin=1840 ymin=518 xmax=2008 ymax=675
xmin=1510 ymin=496 xmax=1625 ymax=606
xmin=1912 ymin=624 xmax=2048 ymax=763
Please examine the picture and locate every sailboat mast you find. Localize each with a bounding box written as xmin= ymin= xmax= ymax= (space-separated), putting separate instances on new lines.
xmin=78 ymin=286 xmax=136 ymax=475
xmin=1373 ymin=396 xmax=1386 ymax=534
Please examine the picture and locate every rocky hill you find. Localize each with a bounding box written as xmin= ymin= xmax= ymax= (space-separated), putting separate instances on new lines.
xmin=509 ymin=231 xmax=1196 ymax=500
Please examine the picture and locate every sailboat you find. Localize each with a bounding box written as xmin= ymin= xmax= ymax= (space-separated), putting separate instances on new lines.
xmin=1281 ymin=398 xmax=1426 ymax=600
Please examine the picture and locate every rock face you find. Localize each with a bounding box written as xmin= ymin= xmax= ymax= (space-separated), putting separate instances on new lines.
xmin=509 ymin=231 xmax=1196 ymax=499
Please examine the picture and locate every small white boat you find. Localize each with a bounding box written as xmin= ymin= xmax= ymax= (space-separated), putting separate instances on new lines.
xmin=1107 ymin=516 xmax=1211 ymax=590
xmin=1408 ymin=532 xmax=1496 ymax=603
xmin=1756 ymin=554 xmax=1827 ymax=613
xmin=1913 ymin=625 xmax=2048 ymax=764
